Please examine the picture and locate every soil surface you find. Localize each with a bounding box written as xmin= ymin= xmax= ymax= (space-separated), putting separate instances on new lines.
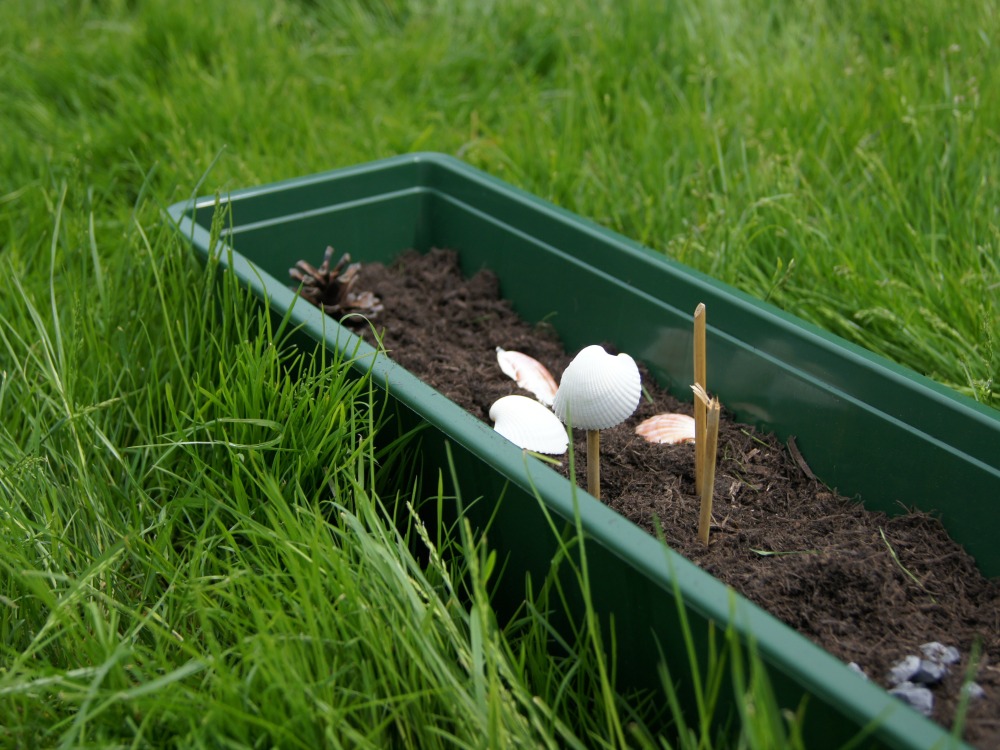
xmin=316 ymin=248 xmax=998 ymax=746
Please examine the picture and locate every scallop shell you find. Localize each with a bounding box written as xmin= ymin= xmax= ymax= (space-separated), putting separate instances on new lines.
xmin=552 ymin=345 xmax=641 ymax=430
xmin=489 ymin=395 xmax=568 ymax=455
xmin=635 ymin=413 xmax=696 ymax=444
xmin=496 ymin=347 xmax=558 ymax=406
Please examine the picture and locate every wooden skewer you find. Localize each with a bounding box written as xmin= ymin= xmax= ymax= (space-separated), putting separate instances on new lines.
xmin=586 ymin=429 xmax=601 ymax=499
xmin=693 ymin=304 xmax=707 ymax=495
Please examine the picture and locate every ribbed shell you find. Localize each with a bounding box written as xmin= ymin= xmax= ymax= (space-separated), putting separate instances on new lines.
xmin=495 ymin=347 xmax=558 ymax=406
xmin=552 ymin=345 xmax=641 ymax=430
xmin=635 ymin=413 xmax=696 ymax=444
xmin=489 ymin=395 xmax=568 ymax=455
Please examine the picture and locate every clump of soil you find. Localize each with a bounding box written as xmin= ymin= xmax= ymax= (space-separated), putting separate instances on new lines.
xmin=334 ymin=248 xmax=999 ymax=746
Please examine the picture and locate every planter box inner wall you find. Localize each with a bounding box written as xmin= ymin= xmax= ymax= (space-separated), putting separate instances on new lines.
xmin=170 ymin=153 xmax=1000 ymax=750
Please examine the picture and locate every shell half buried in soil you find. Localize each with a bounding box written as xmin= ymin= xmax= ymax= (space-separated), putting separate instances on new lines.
xmin=635 ymin=413 xmax=697 ymax=445
xmin=496 ymin=347 xmax=558 ymax=406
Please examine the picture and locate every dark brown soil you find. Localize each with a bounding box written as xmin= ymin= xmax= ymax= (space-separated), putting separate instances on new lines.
xmin=330 ymin=248 xmax=999 ymax=746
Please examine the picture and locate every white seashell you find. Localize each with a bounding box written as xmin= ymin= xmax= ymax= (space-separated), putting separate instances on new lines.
xmin=552 ymin=345 xmax=641 ymax=430
xmin=635 ymin=413 xmax=696 ymax=444
xmin=489 ymin=395 xmax=568 ymax=455
xmin=496 ymin=347 xmax=558 ymax=406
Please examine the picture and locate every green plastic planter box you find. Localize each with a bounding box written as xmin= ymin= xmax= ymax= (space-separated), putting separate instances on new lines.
xmin=168 ymin=153 xmax=999 ymax=749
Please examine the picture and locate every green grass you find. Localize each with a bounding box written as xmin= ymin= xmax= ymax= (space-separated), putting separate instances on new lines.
xmin=3 ymin=0 xmax=998 ymax=405
xmin=3 ymin=0 xmax=996 ymax=402
xmin=0 ymin=198 xmax=595 ymax=746
xmin=1 ymin=0 xmax=997 ymax=746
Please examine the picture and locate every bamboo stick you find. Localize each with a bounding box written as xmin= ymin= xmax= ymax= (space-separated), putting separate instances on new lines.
xmin=698 ymin=397 xmax=721 ymax=546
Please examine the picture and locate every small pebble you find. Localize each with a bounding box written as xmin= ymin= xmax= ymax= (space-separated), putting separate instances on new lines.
xmin=889 ymin=655 xmax=921 ymax=686
xmin=848 ymin=662 xmax=869 ymax=680
xmin=962 ymin=682 xmax=985 ymax=700
xmin=889 ymin=682 xmax=934 ymax=717
xmin=920 ymin=641 xmax=960 ymax=665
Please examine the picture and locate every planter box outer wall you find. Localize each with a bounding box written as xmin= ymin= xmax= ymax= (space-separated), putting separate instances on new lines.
xmin=169 ymin=153 xmax=1000 ymax=750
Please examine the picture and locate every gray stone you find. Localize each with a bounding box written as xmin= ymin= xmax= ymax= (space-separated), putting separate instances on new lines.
xmin=912 ymin=659 xmax=948 ymax=685
xmin=888 ymin=655 xmax=921 ymax=686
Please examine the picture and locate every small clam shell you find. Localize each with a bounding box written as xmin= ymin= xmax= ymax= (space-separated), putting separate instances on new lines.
xmin=489 ymin=395 xmax=568 ymax=455
xmin=635 ymin=413 xmax=696 ymax=444
xmin=552 ymin=345 xmax=641 ymax=430
xmin=496 ymin=347 xmax=558 ymax=406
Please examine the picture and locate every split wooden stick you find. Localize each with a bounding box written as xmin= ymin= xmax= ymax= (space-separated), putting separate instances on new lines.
xmin=692 ymin=384 xmax=720 ymax=546
xmin=586 ymin=429 xmax=601 ymax=500
xmin=693 ymin=303 xmax=707 ymax=495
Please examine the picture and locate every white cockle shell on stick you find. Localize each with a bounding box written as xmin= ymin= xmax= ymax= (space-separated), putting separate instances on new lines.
xmin=495 ymin=347 xmax=558 ymax=406
xmin=552 ymin=345 xmax=641 ymax=429
xmin=489 ymin=395 xmax=568 ymax=455
xmin=635 ymin=413 xmax=697 ymax=445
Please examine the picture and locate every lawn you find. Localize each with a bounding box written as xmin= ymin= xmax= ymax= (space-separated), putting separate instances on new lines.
xmin=1 ymin=0 xmax=997 ymax=746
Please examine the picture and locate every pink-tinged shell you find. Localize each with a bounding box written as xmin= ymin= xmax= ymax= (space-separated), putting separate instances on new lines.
xmin=496 ymin=347 xmax=558 ymax=406
xmin=635 ymin=413 xmax=697 ymax=445
xmin=489 ymin=395 xmax=568 ymax=455
xmin=552 ymin=345 xmax=641 ymax=430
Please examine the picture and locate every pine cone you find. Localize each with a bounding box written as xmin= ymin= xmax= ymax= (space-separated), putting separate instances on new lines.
xmin=289 ymin=246 xmax=383 ymax=320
